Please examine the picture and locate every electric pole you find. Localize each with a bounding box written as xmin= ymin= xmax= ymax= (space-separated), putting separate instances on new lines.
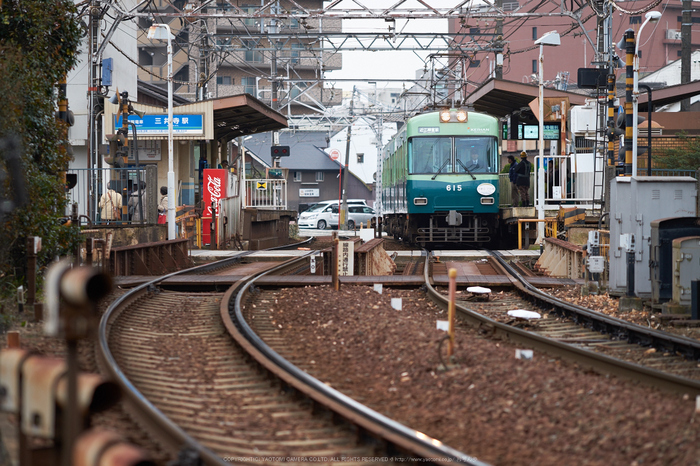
xmin=680 ymin=0 xmax=692 ymax=111
xmin=340 ymin=88 xmax=355 ymax=230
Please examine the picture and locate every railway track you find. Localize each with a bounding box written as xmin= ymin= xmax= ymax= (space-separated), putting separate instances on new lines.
xmin=97 ymin=249 xmax=482 ymax=465
xmin=425 ymin=251 xmax=700 ymax=396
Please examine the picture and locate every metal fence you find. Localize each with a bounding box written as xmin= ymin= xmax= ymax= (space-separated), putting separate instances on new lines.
xmin=498 ymin=160 xmax=697 ymax=210
xmin=67 ymin=167 xmax=156 ymax=225
xmin=244 ymin=179 xmax=287 ymax=209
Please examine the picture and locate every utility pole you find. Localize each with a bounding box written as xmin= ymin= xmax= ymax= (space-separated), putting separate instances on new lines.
xmin=680 ymin=0 xmax=692 ymax=111
xmin=270 ymin=1 xmax=280 ymax=168
xmin=494 ymin=0 xmax=503 ymax=79
xmin=340 ymin=88 xmax=355 ymax=230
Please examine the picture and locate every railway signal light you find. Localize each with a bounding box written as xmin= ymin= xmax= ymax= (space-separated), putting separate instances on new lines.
xmin=271 ymin=145 xmax=290 ymax=157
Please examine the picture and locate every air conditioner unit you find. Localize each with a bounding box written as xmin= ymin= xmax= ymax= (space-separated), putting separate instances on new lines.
xmin=666 ymin=30 xmax=682 ymax=40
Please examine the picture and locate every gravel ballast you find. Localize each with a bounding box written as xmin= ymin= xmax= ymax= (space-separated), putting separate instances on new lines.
xmin=264 ymin=285 xmax=700 ymax=466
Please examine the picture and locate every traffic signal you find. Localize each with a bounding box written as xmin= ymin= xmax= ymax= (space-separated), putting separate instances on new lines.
xmin=271 ymin=146 xmax=290 ymax=157
xmin=104 ymin=133 xmax=127 ymax=168
xmin=614 ymin=110 xmax=647 ymax=161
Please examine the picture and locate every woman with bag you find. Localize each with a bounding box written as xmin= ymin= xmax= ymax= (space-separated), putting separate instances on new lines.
xmin=157 ymin=186 xmax=168 ymax=224
xmin=99 ymin=181 xmax=122 ymax=223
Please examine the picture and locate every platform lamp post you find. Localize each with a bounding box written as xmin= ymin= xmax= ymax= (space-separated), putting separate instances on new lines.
xmin=147 ymin=23 xmax=176 ymax=240
xmin=534 ymin=30 xmax=560 ymax=244
xmin=633 ymin=11 xmax=662 ymax=176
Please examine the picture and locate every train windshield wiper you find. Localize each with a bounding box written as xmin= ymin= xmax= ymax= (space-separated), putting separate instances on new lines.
xmin=456 ymin=159 xmax=476 ymax=180
xmin=431 ymin=159 xmax=451 ymax=180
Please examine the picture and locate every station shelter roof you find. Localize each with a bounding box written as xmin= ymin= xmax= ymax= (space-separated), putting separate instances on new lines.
xmin=465 ymin=78 xmax=589 ymax=117
xmin=106 ymin=93 xmax=287 ymax=142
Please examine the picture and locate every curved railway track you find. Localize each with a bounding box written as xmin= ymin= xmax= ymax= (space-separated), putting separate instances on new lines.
xmin=97 ymin=248 xmax=482 ymax=465
xmin=424 ymin=250 xmax=700 ymax=396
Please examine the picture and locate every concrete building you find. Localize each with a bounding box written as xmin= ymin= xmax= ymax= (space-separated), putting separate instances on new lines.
xmin=138 ymin=0 xmax=342 ymax=113
xmin=67 ymin=0 xmax=138 ymax=171
xmin=448 ymin=0 xmax=699 ymax=92
xmin=641 ymin=50 xmax=700 ymax=111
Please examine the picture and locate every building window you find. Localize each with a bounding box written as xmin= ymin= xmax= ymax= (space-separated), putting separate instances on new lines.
xmin=532 ymin=59 xmax=537 ymax=74
xmin=243 ymin=5 xmax=257 ymax=27
xmin=315 ymin=171 xmax=324 ymax=182
xmin=293 ymin=171 xmax=302 ymax=182
xmin=532 ymin=27 xmax=537 ymax=40
xmin=243 ymin=40 xmax=263 ymax=62
xmin=469 ymin=27 xmax=480 ymax=35
xmin=290 ymin=10 xmax=300 ymax=28
xmin=290 ymin=82 xmax=307 ymax=99
xmin=242 ymin=77 xmax=257 ymax=96
xmin=357 ymin=153 xmax=364 ymax=163
xmin=629 ymin=16 xmax=642 ymax=24
xmin=678 ymin=50 xmax=683 ymax=57
xmin=469 ymin=59 xmax=481 ymax=68
xmin=216 ymin=76 xmax=232 ymax=85
xmin=290 ymin=43 xmax=303 ymax=64
xmin=638 ymin=50 xmax=642 ymax=59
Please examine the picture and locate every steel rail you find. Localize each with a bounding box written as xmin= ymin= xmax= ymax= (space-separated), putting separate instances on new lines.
xmin=423 ymin=251 xmax=700 ymax=397
xmin=489 ymin=251 xmax=700 ymax=361
xmin=96 ymin=242 xmax=310 ymax=465
xmin=222 ymin=254 xmax=486 ymax=465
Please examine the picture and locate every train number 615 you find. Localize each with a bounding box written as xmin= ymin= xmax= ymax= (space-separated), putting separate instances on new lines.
xmin=446 ymin=185 xmax=462 ymax=192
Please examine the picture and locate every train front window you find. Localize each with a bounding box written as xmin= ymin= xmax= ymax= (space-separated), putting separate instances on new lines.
xmin=409 ymin=136 xmax=498 ymax=174
xmin=455 ymin=137 xmax=497 ymax=174
xmin=409 ymin=137 xmax=452 ymax=174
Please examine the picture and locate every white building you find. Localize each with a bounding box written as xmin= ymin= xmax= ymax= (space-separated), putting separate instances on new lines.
xmin=67 ymin=0 xmax=138 ymax=170
xmin=640 ymin=50 xmax=700 ymax=112
xmin=325 ymin=116 xmax=397 ymax=185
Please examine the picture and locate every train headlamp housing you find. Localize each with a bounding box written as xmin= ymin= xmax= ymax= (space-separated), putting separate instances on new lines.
xmin=439 ymin=108 xmax=469 ymax=123
xmin=439 ymin=109 xmax=451 ymax=123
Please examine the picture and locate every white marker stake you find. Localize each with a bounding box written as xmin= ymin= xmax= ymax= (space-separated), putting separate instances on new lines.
xmin=373 ymin=283 xmax=383 ymax=294
xmin=391 ymin=298 xmax=402 ymax=310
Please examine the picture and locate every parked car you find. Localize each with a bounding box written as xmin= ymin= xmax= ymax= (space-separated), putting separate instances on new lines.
xmin=298 ymin=203 xmax=376 ymax=230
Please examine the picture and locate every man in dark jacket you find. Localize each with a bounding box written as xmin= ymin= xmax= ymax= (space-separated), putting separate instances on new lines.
xmin=515 ymin=151 xmax=531 ymax=207
xmin=507 ymin=155 xmax=520 ymax=206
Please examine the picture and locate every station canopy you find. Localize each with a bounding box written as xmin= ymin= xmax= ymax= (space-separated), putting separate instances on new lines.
xmin=465 ymin=78 xmax=589 ymax=117
xmin=213 ymin=94 xmax=287 ymax=142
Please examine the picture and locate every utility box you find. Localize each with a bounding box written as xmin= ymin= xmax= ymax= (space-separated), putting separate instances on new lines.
xmin=672 ymin=236 xmax=700 ymax=309
xmin=650 ymin=217 xmax=700 ymax=304
xmin=609 ymin=176 xmax=697 ymax=297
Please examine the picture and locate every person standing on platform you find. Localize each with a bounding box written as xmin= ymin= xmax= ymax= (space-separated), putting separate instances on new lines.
xmin=515 ymin=151 xmax=532 ymax=207
xmin=157 ymin=186 xmax=168 ymax=224
xmin=507 ymin=155 xmax=520 ymax=207
xmin=99 ymin=181 xmax=122 ymax=223
xmin=128 ymin=181 xmax=148 ymax=223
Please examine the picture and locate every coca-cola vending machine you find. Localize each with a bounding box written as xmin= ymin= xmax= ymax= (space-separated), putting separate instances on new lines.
xmin=202 ymin=169 xmax=227 ymax=245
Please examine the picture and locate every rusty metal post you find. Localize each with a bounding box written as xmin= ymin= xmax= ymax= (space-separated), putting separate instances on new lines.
xmin=447 ymin=268 xmax=457 ymax=357
xmin=26 ymin=237 xmax=39 ymax=307
xmin=210 ymin=200 xmax=217 ymax=250
xmin=85 ymin=238 xmax=94 ymax=266
xmin=7 ymin=331 xmax=20 ymax=348
xmin=332 ymin=232 xmax=339 ymax=291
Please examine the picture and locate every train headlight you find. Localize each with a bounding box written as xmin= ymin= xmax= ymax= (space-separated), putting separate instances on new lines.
xmin=413 ymin=197 xmax=428 ymax=206
xmin=439 ymin=109 xmax=451 ymax=123
xmin=480 ymin=197 xmax=495 ymax=205
xmin=476 ymin=183 xmax=496 ymax=196
xmin=456 ymin=109 xmax=468 ymax=122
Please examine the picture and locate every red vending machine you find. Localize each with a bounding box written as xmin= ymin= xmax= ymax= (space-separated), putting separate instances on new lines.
xmin=202 ymin=168 xmax=227 ymax=245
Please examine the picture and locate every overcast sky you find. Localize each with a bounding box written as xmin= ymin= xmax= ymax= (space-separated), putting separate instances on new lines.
xmin=324 ymin=12 xmax=448 ymax=92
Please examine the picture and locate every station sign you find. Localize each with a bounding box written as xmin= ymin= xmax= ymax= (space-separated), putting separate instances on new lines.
xmin=338 ymin=240 xmax=354 ymax=276
xmin=114 ymin=114 xmax=204 ymax=136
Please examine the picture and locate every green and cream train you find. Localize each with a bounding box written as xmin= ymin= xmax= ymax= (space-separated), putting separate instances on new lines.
xmin=380 ymin=108 xmax=505 ymax=246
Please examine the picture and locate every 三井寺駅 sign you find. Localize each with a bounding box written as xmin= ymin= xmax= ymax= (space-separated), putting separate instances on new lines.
xmin=115 ymin=114 xmax=204 ymax=136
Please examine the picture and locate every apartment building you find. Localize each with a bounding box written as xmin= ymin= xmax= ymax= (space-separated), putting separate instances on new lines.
xmin=138 ymin=0 xmax=342 ymax=113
